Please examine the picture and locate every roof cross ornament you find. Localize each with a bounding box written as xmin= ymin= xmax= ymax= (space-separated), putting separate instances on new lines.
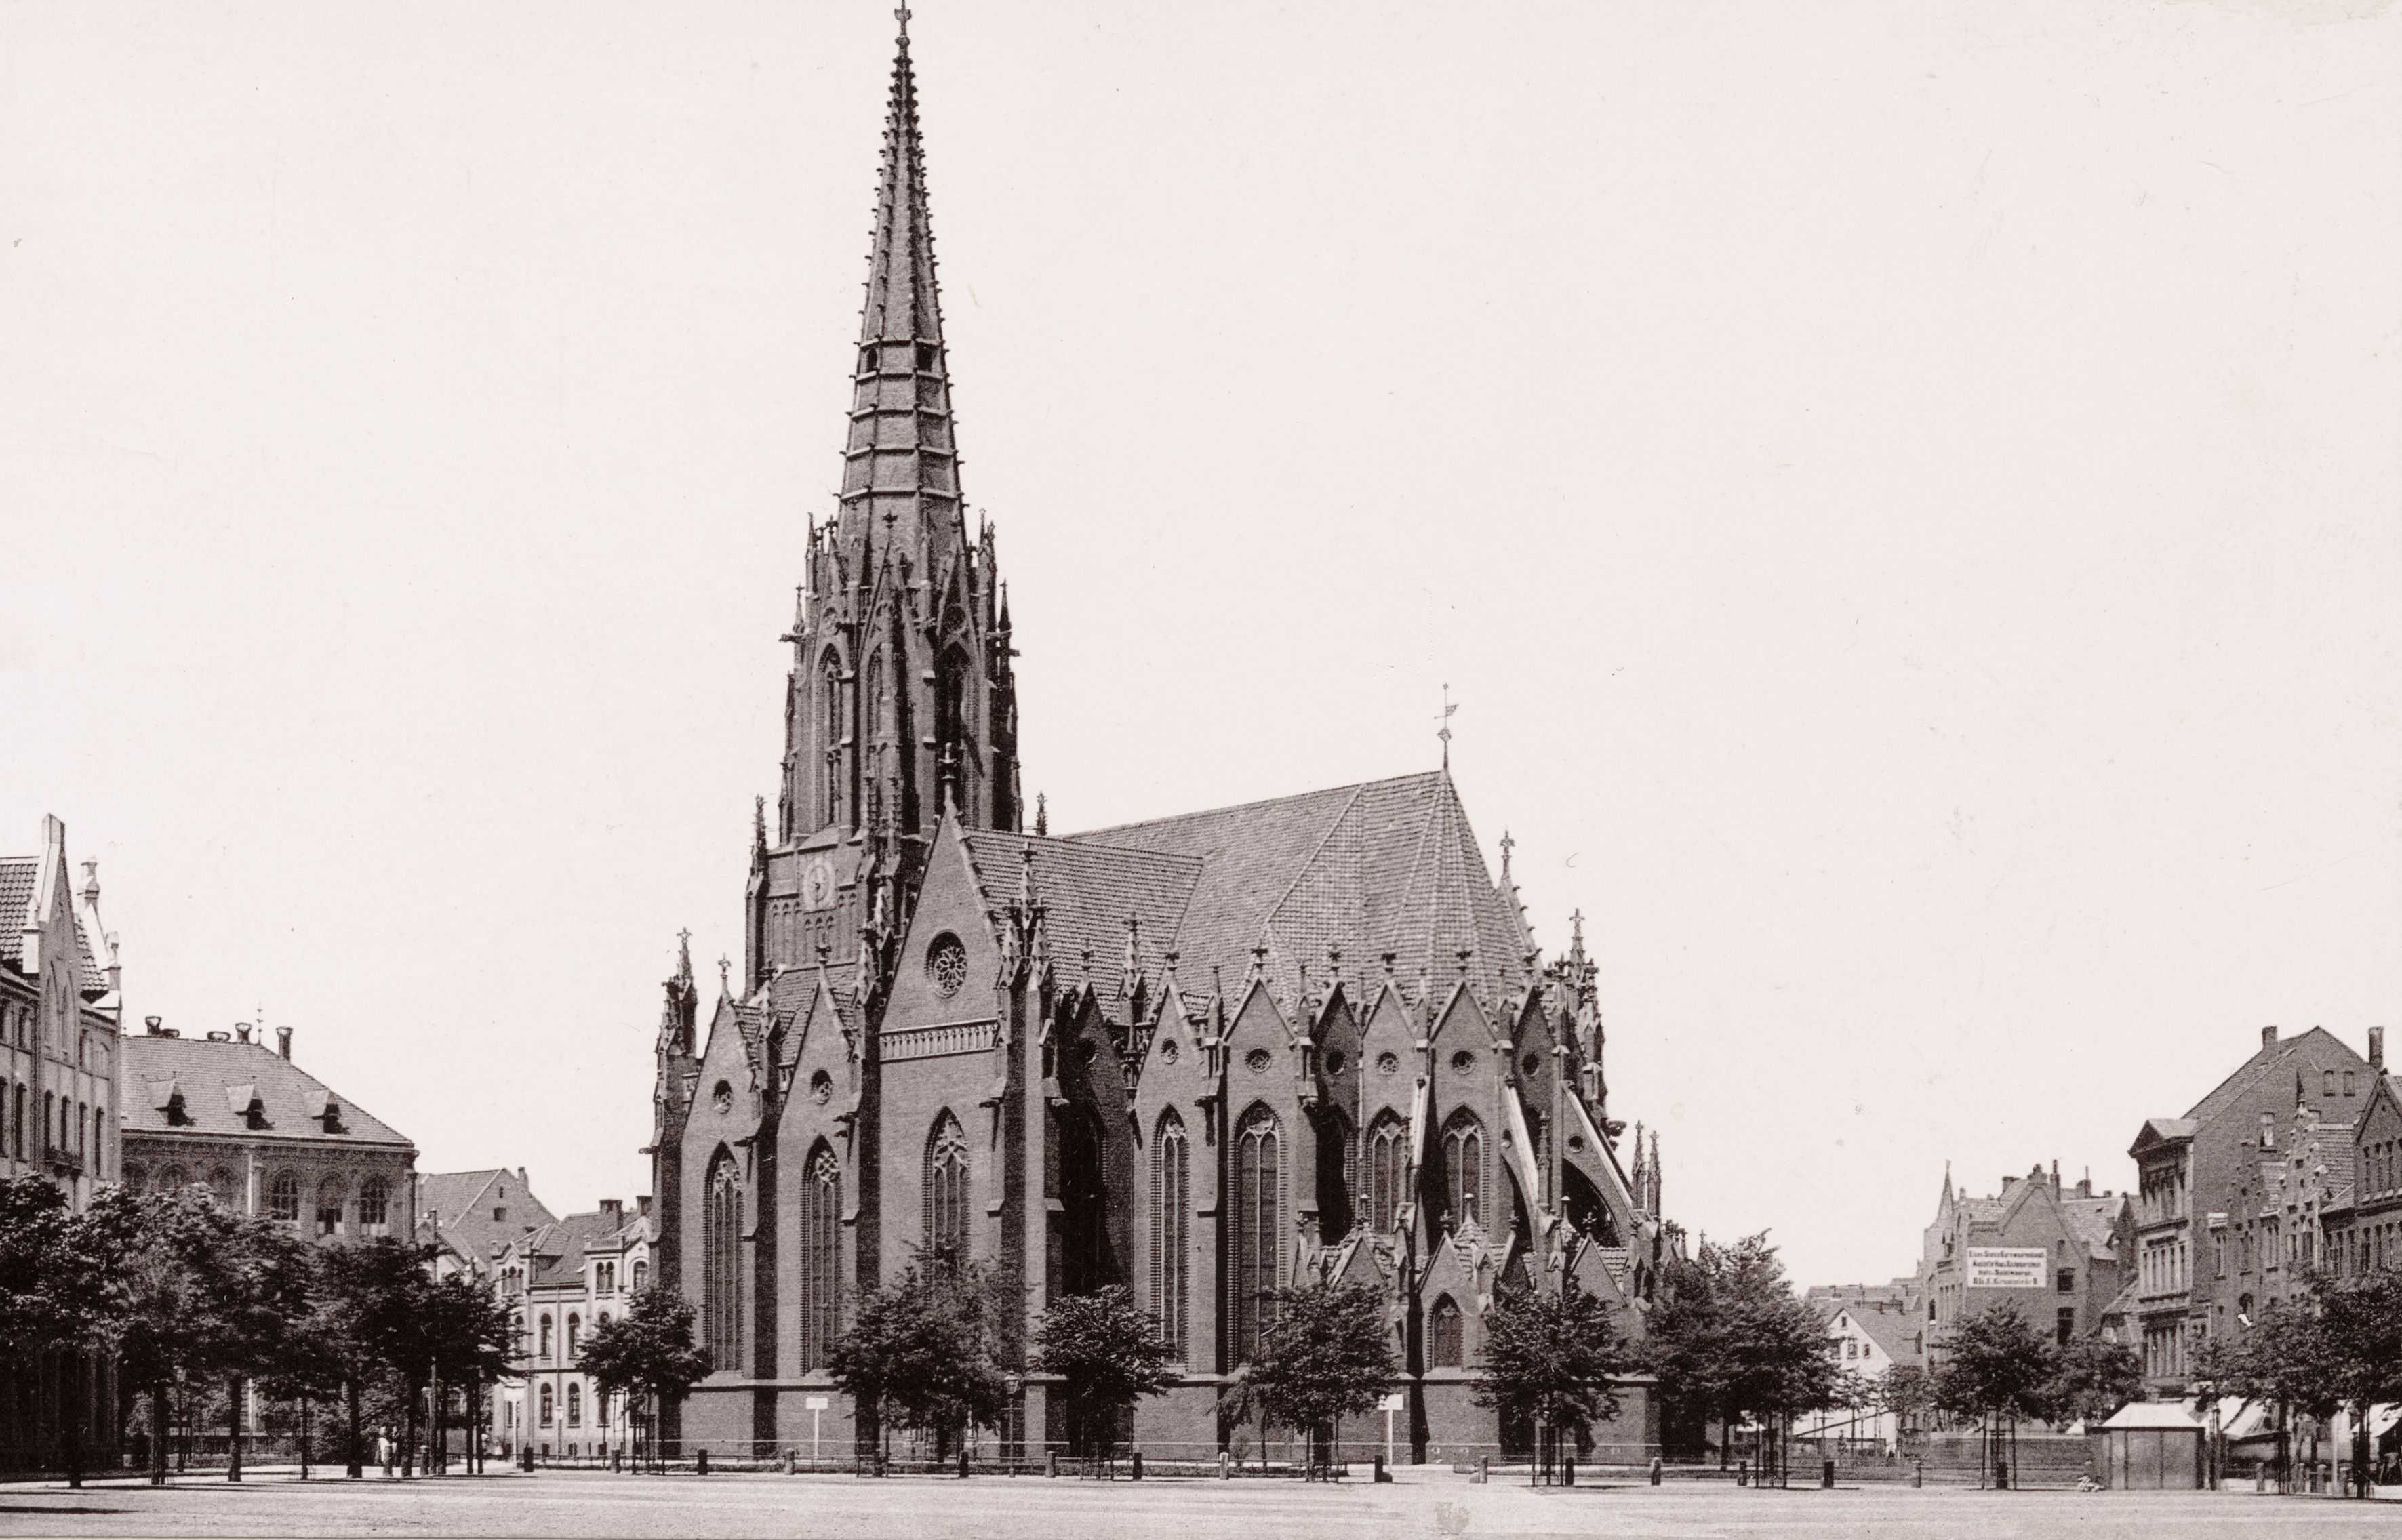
xmin=1437 ymin=683 xmax=1458 ymax=771
xmin=1498 ymin=829 xmax=1515 ymax=883
xmin=717 ymin=954 xmax=732 ymax=994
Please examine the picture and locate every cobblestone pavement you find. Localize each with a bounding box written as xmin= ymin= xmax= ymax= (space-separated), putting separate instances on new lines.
xmin=2 ymin=1467 xmax=2399 ymax=1539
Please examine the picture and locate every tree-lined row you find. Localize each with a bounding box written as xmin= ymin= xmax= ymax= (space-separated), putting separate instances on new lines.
xmin=0 ymin=1175 xmax=513 ymax=1484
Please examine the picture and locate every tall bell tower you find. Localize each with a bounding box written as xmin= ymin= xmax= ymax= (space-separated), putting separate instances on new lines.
xmin=776 ymin=7 xmax=1020 ymax=849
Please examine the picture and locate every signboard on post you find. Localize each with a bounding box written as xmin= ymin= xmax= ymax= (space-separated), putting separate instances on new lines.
xmin=1964 ymin=1247 xmax=2048 ymax=1289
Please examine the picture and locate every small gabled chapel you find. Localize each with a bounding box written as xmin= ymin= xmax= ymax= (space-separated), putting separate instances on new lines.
xmin=649 ymin=14 xmax=1673 ymax=1465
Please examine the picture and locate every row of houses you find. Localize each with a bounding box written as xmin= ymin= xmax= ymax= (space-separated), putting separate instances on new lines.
xmin=3 ymin=813 xmax=656 ymax=1472
xmin=1809 ymin=1022 xmax=2399 ymax=1449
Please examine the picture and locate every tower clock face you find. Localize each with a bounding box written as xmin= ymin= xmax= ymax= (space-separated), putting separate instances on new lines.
xmin=801 ymin=854 xmax=837 ymax=912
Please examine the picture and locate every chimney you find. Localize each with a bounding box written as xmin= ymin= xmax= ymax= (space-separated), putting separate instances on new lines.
xmin=276 ymin=1026 xmax=292 ymax=1060
xmin=235 ymin=1022 xmax=252 ymax=1044
xmin=2262 ymin=1024 xmax=2279 ymax=1051
xmin=2001 ymin=1174 xmax=2018 ymax=1192
xmin=2371 ymin=1026 xmax=2386 ymax=1072
xmin=637 ymin=1195 xmax=654 ymax=1218
xmin=2260 ymin=1112 xmax=2277 ymax=1151
xmin=600 ymin=1199 xmax=624 ymax=1225
xmin=144 ymin=1015 xmax=162 ymax=1037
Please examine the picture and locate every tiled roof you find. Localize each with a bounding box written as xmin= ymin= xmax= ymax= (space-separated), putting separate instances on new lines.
xmin=2183 ymin=1028 xmax=2361 ymax=1127
xmin=1062 ymin=771 xmax=1529 ymax=1008
xmin=122 ymin=1036 xmax=412 ymax=1149
xmin=1 ymin=855 xmax=106 ymax=992
xmin=960 ymin=831 xmax=1203 ymax=998
xmin=1839 ymin=1303 xmax=1925 ymax=1368
xmin=417 ymin=1169 xmax=559 ymax=1263
xmin=0 ymin=859 xmax=35 ymax=966
xmin=518 ymin=1207 xmax=643 ymax=1287
xmin=2062 ymin=1195 xmax=2128 ymax=1261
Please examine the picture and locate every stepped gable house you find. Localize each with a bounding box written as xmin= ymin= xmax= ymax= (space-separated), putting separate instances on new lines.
xmin=650 ymin=18 xmax=1673 ymax=1464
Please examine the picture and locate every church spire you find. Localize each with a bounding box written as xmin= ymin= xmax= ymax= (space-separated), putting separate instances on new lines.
xmin=839 ymin=9 xmax=961 ymax=556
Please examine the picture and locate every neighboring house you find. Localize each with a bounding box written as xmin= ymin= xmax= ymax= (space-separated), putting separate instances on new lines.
xmin=1918 ymin=1162 xmax=2133 ymax=1365
xmin=492 ymin=1200 xmax=656 ymax=1461
xmin=418 ymin=1167 xmax=557 ymax=1280
xmin=2315 ymin=1030 xmax=2402 ymax=1285
xmin=0 ymin=815 xmax=124 ymax=1473
xmin=2125 ymin=1025 xmax=2372 ymax=1396
xmin=119 ymin=1020 xmax=417 ymax=1242
xmin=1796 ymin=1297 xmax=1925 ymax=1451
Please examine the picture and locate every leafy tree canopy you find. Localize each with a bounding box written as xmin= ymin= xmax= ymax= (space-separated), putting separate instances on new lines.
xmin=1246 ymin=1282 xmax=1395 ymax=1439
xmin=1473 ymin=1280 xmax=1627 ymax=1437
xmin=1033 ymin=1285 xmax=1177 ymax=1455
xmin=828 ymin=1246 xmax=1010 ymax=1450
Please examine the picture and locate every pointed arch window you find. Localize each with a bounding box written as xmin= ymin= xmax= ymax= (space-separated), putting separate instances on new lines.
xmin=1441 ymin=1111 xmax=1485 ymax=1230
xmin=703 ymin=1152 xmax=743 ymax=1373
xmin=801 ymin=1144 xmax=841 ymax=1371
xmin=1367 ymin=1114 xmax=1408 ymax=1234
xmin=1316 ymin=1110 xmax=1355 ymax=1244
xmin=934 ymin=645 xmax=973 ymax=817
xmin=1429 ymin=1295 xmax=1464 ymax=1369
xmin=1230 ymin=1106 xmax=1284 ymax=1363
xmin=1150 ymin=1112 xmax=1189 ymax=1360
xmin=820 ymin=651 xmax=846 ymax=829
xmin=924 ymin=1112 xmax=969 ymax=1256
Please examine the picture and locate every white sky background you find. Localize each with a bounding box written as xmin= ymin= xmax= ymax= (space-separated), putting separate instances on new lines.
xmin=3 ymin=0 xmax=2398 ymax=1289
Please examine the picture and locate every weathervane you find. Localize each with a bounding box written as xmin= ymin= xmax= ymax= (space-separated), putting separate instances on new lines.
xmin=1437 ymin=683 xmax=1458 ymax=771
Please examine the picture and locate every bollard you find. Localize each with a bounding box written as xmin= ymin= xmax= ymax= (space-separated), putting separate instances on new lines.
xmin=1650 ymin=1456 xmax=1662 ymax=1486
xmin=959 ymin=1446 xmax=971 ymax=1479
xmin=1822 ymin=1459 xmax=1835 ymax=1490
xmin=697 ymin=1448 xmax=710 ymax=1477
xmin=1047 ymin=1450 xmax=1058 ymax=1478
xmin=521 ymin=1445 xmax=535 ymax=1473
xmin=1478 ymin=1456 xmax=1489 ymax=1486
xmin=1220 ymin=1450 xmax=1232 ymax=1480
xmin=1374 ymin=1452 xmax=1388 ymax=1484
xmin=1130 ymin=1451 xmax=1142 ymax=1482
xmin=613 ymin=1448 xmax=623 ymax=1474
xmin=1912 ymin=1459 xmax=1922 ymax=1488
xmin=1738 ymin=1459 xmax=1749 ymax=1488
xmin=1993 ymin=1459 xmax=2007 ymax=1491
xmin=1563 ymin=1455 xmax=1575 ymax=1487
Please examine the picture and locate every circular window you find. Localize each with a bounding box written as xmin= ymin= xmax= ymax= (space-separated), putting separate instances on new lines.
xmin=809 ymin=1070 xmax=833 ymax=1106
xmin=925 ymin=933 xmax=968 ymax=998
xmin=1245 ymin=1047 xmax=1273 ymax=1074
xmin=1521 ymin=1051 xmax=1542 ymax=1077
xmin=1325 ymin=1051 xmax=1347 ymax=1075
xmin=1567 ymin=1133 xmax=1586 ymax=1154
xmin=711 ymin=1080 xmax=734 ymax=1114
xmin=1079 ymin=1039 xmax=1099 ymax=1064
xmin=1159 ymin=1039 xmax=1180 ymax=1065
xmin=1376 ymin=1052 xmax=1400 ymax=1077
xmin=1450 ymin=1050 xmax=1477 ymax=1076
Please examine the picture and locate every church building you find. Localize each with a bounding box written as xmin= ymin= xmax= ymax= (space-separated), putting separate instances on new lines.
xmin=650 ymin=17 xmax=1673 ymax=1465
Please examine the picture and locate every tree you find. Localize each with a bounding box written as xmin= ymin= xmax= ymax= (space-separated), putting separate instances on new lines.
xmin=580 ymin=1286 xmax=706 ymax=1472
xmin=1244 ymin=1282 xmax=1394 ymax=1477
xmin=2308 ymin=1270 xmax=2402 ymax=1499
xmin=1474 ymin=1280 xmax=1626 ymax=1482
xmin=312 ymin=1238 xmax=437 ymax=1478
xmin=1031 ymin=1286 xmax=1176 ymax=1463
xmin=828 ymin=1247 xmax=1009 ymax=1467
xmin=1877 ymin=1362 xmax=1936 ymax=1442
xmin=420 ymin=1272 xmax=519 ymax=1474
xmin=1643 ymin=1232 xmax=1844 ymax=1478
xmin=1934 ymin=1301 xmax=2058 ymax=1487
xmin=0 ymin=1176 xmax=126 ymax=1485
xmin=2046 ymin=1335 xmax=2143 ymax=1428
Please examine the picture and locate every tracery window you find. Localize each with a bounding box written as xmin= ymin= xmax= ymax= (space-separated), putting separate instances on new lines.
xmin=820 ymin=651 xmax=845 ymax=828
xmin=268 ymin=1170 xmax=302 ymax=1222
xmin=924 ymin=1112 xmax=969 ymax=1255
xmin=801 ymin=1144 xmax=841 ymax=1371
xmin=1230 ymin=1105 xmax=1283 ymax=1363
xmin=1150 ymin=1112 xmax=1188 ymax=1360
xmin=1429 ymin=1295 xmax=1464 ymax=1368
xmin=1441 ymin=1111 xmax=1485 ymax=1230
xmin=1366 ymin=1114 xmax=1407 ymax=1234
xmin=704 ymin=1151 xmax=744 ymax=1373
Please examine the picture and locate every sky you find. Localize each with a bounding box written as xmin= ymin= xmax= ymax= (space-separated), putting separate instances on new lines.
xmin=3 ymin=0 xmax=2399 ymax=1290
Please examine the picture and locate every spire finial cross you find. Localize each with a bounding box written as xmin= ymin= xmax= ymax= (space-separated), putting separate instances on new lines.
xmin=1437 ymin=683 xmax=1458 ymax=771
xmin=1498 ymin=828 xmax=1515 ymax=881
xmin=717 ymin=954 xmax=732 ymax=992
xmin=895 ymin=1 xmax=911 ymax=43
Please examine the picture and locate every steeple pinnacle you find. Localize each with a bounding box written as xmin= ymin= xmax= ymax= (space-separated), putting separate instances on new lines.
xmin=839 ymin=14 xmax=961 ymax=555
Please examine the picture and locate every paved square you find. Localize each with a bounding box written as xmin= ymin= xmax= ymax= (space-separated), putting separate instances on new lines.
xmin=3 ymin=1470 xmax=2400 ymax=1540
